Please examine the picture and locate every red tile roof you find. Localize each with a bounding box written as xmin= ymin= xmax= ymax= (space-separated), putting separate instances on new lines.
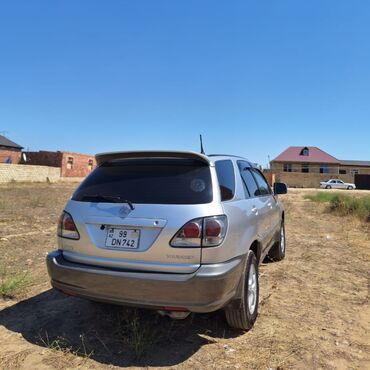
xmin=272 ymin=146 xmax=339 ymax=163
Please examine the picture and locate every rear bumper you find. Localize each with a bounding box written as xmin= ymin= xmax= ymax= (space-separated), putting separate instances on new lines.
xmin=46 ymin=250 xmax=244 ymax=313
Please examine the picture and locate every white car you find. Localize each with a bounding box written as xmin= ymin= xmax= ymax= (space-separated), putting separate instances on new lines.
xmin=320 ymin=179 xmax=356 ymax=190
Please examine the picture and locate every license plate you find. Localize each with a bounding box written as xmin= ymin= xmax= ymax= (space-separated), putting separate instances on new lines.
xmin=105 ymin=228 xmax=140 ymax=249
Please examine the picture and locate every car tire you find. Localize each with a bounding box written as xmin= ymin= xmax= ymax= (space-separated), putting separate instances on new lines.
xmin=347 ymin=186 xmax=353 ymax=190
xmin=325 ymin=185 xmax=331 ymax=189
xmin=224 ymin=251 xmax=259 ymax=331
xmin=267 ymin=222 xmax=286 ymax=261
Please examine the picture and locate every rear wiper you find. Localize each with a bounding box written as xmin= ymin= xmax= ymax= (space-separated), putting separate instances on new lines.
xmin=81 ymin=194 xmax=135 ymax=209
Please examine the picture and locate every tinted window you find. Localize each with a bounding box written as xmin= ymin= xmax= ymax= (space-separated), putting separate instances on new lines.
xmin=72 ymin=159 xmax=212 ymax=204
xmin=252 ymin=169 xmax=271 ymax=196
xmin=240 ymin=169 xmax=259 ymax=197
xmin=215 ymin=160 xmax=235 ymax=201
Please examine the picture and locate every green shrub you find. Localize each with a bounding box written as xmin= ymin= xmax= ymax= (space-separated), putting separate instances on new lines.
xmin=0 ymin=270 xmax=30 ymax=298
xmin=304 ymin=192 xmax=370 ymax=222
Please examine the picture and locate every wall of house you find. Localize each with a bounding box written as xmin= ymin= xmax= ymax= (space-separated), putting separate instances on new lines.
xmin=0 ymin=148 xmax=22 ymax=164
xmin=275 ymin=172 xmax=354 ymax=188
xmin=0 ymin=164 xmax=60 ymax=183
xmin=271 ymin=161 xmax=357 ymax=187
xmin=272 ymin=161 xmax=370 ymax=175
xmin=270 ymin=161 xmax=340 ymax=174
xmin=339 ymin=165 xmax=370 ymax=175
xmin=60 ymin=152 xmax=96 ymax=177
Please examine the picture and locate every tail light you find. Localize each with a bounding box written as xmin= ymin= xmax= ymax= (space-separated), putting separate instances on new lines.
xmin=203 ymin=217 xmax=226 ymax=247
xmin=170 ymin=215 xmax=227 ymax=248
xmin=57 ymin=211 xmax=80 ymax=240
xmin=170 ymin=219 xmax=203 ymax=247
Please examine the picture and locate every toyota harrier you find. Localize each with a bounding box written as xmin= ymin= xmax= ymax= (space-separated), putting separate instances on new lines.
xmin=47 ymin=151 xmax=287 ymax=330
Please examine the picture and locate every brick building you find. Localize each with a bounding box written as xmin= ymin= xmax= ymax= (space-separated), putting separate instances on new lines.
xmin=23 ymin=150 xmax=96 ymax=177
xmin=0 ymin=135 xmax=23 ymax=163
xmin=271 ymin=146 xmax=370 ymax=189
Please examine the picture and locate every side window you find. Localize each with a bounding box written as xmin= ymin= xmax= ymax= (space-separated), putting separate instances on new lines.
xmin=301 ymin=163 xmax=309 ymax=173
xmin=88 ymin=159 xmax=94 ymax=171
xmin=241 ymin=169 xmax=259 ymax=198
xmin=67 ymin=157 xmax=73 ymax=169
xmin=215 ymin=160 xmax=235 ymax=201
xmin=283 ymin=163 xmax=292 ymax=172
xmin=251 ymin=169 xmax=271 ymax=196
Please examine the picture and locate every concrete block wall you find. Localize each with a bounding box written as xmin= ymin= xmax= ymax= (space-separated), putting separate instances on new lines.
xmin=22 ymin=150 xmax=96 ymax=178
xmin=0 ymin=164 xmax=60 ymax=183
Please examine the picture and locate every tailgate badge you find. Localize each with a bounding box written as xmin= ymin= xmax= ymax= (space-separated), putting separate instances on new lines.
xmin=119 ymin=205 xmax=132 ymax=218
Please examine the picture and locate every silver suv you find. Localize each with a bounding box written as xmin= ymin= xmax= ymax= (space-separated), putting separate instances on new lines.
xmin=47 ymin=151 xmax=287 ymax=330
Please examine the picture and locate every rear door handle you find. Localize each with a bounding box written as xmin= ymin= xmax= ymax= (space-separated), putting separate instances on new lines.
xmin=267 ymin=202 xmax=273 ymax=208
xmin=251 ymin=206 xmax=258 ymax=214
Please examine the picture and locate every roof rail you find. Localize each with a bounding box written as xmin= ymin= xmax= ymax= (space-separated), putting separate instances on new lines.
xmin=208 ymin=154 xmax=244 ymax=158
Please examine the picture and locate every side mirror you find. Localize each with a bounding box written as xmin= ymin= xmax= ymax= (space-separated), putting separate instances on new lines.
xmin=273 ymin=182 xmax=288 ymax=195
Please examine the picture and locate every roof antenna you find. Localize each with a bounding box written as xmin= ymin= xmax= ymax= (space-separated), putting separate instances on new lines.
xmin=200 ymin=134 xmax=205 ymax=154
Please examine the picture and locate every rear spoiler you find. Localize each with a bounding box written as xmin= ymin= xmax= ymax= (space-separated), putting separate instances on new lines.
xmin=95 ymin=151 xmax=211 ymax=166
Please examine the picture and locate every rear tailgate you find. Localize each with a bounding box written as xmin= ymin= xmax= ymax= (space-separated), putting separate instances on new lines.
xmin=59 ymin=155 xmax=221 ymax=273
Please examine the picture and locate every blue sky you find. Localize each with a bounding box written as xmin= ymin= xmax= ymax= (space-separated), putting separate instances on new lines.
xmin=1 ymin=1 xmax=370 ymax=167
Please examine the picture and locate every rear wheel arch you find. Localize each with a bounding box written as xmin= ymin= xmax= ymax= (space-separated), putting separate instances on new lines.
xmin=267 ymin=222 xmax=286 ymax=261
xmin=249 ymin=240 xmax=262 ymax=265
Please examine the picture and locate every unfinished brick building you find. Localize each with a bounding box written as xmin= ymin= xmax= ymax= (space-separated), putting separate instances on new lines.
xmin=23 ymin=150 xmax=96 ymax=177
xmin=0 ymin=135 xmax=23 ymax=163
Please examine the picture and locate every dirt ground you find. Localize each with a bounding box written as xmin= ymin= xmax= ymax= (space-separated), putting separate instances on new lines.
xmin=0 ymin=183 xmax=369 ymax=369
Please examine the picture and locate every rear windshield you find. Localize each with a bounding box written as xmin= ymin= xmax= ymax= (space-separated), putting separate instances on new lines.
xmin=72 ymin=158 xmax=213 ymax=204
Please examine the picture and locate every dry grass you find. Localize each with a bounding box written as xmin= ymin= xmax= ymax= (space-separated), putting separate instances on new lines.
xmin=0 ymin=184 xmax=369 ymax=369
xmin=37 ymin=331 xmax=94 ymax=359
